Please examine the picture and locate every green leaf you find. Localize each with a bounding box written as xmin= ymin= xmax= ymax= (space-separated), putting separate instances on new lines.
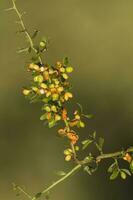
xmin=92 ymin=131 xmax=96 ymax=139
xmin=17 ymin=47 xmax=29 ymax=54
xmin=48 ymin=120 xmax=56 ymax=128
xmin=121 ymin=169 xmax=131 ymax=176
xmin=82 ymin=139 xmax=93 ymax=150
xmin=55 ymin=171 xmax=66 ymax=176
xmin=63 ymin=57 xmax=69 ymax=66
xmin=40 ymin=114 xmax=47 ymax=121
xmin=77 ymin=103 xmax=83 ymax=113
xmin=84 ymin=166 xmax=92 ymax=175
xmin=82 ymin=114 xmax=93 ymax=119
xmin=35 ymin=192 xmax=42 ymax=199
xmin=110 ymin=169 xmax=119 ymax=180
xmin=108 ymin=162 xmax=117 ymax=173
xmin=127 ymin=146 xmax=133 ymax=152
xmin=98 ymin=137 xmax=104 ymax=150
xmin=130 ymin=160 xmax=133 ymax=173
xmin=120 ymin=171 xmax=127 ymax=179
xmin=31 ymin=30 xmax=39 ymax=39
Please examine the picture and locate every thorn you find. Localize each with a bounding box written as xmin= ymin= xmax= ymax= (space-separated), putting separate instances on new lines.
xmin=17 ymin=47 xmax=29 ymax=54
xmin=4 ymin=7 xmax=14 ymax=12
xmin=21 ymin=11 xmax=26 ymax=17
xmin=15 ymin=21 xmax=21 ymax=24
xmin=16 ymin=29 xmax=26 ymax=34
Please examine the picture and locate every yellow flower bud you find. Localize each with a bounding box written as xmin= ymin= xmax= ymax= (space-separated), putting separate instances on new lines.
xmin=64 ymin=92 xmax=73 ymax=101
xmin=40 ymin=83 xmax=47 ymax=89
xmin=60 ymin=67 xmax=65 ymax=73
xmin=75 ymin=146 xmax=79 ymax=151
xmin=64 ymin=149 xmax=72 ymax=155
xmin=44 ymin=106 xmax=51 ymax=112
xmin=62 ymin=73 xmax=68 ymax=80
xmin=46 ymin=91 xmax=51 ymax=97
xmin=43 ymin=71 xmax=49 ymax=80
xmin=32 ymin=87 xmax=38 ymax=92
xmin=57 ymin=87 xmax=64 ymax=93
xmin=40 ymin=41 xmax=46 ymax=47
xmin=65 ymin=154 xmax=72 ymax=161
xmin=66 ymin=66 xmax=73 ymax=73
xmin=39 ymin=88 xmax=45 ymax=94
xmin=34 ymin=75 xmax=44 ymax=83
xmin=52 ymin=93 xmax=59 ymax=101
xmin=28 ymin=63 xmax=40 ymax=71
xmin=54 ymin=79 xmax=59 ymax=85
xmin=49 ymin=84 xmax=55 ymax=89
xmin=51 ymin=105 xmax=57 ymax=112
xmin=55 ymin=114 xmax=61 ymax=121
xmin=56 ymin=61 xmax=62 ymax=68
xmin=49 ymin=69 xmax=54 ymax=74
xmin=79 ymin=121 xmax=85 ymax=128
xmin=75 ymin=114 xmax=80 ymax=120
xmin=40 ymin=66 xmax=45 ymax=72
xmin=23 ymin=89 xmax=30 ymax=96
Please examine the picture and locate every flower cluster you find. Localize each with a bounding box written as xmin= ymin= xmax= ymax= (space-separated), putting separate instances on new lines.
xmin=22 ymin=59 xmax=87 ymax=155
xmin=23 ymin=60 xmax=73 ymax=123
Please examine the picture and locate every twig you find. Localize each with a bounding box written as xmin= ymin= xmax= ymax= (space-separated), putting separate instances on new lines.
xmin=14 ymin=148 xmax=131 ymax=200
xmin=10 ymin=0 xmax=42 ymax=64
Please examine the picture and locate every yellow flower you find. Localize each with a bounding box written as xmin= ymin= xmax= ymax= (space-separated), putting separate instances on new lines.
xmin=64 ymin=92 xmax=73 ymax=101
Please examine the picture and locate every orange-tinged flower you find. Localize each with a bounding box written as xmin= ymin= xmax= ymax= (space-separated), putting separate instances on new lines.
xmin=62 ymin=108 xmax=67 ymax=120
xmin=123 ymin=153 xmax=132 ymax=163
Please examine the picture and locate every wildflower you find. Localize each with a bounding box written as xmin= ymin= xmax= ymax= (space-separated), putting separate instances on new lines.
xmin=64 ymin=92 xmax=73 ymax=101
xmin=40 ymin=66 xmax=45 ymax=72
xmin=55 ymin=114 xmax=61 ymax=121
xmin=40 ymin=83 xmax=47 ymax=89
xmin=52 ymin=93 xmax=59 ymax=101
xmin=28 ymin=63 xmax=39 ymax=71
xmin=39 ymin=88 xmax=45 ymax=94
xmin=34 ymin=75 xmax=44 ymax=83
xmin=62 ymin=108 xmax=67 ymax=120
xmin=123 ymin=153 xmax=132 ymax=162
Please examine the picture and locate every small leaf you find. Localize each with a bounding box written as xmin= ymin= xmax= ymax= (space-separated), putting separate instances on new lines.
xmin=48 ymin=120 xmax=56 ymax=128
xmin=31 ymin=30 xmax=39 ymax=39
xmin=127 ymin=147 xmax=133 ymax=152
xmin=108 ymin=162 xmax=117 ymax=173
xmin=120 ymin=171 xmax=127 ymax=179
xmin=84 ymin=166 xmax=92 ymax=175
xmin=63 ymin=57 xmax=69 ymax=66
xmin=130 ymin=160 xmax=133 ymax=173
xmin=35 ymin=192 xmax=42 ymax=199
xmin=17 ymin=47 xmax=29 ymax=54
xmin=98 ymin=137 xmax=104 ymax=150
xmin=92 ymin=131 xmax=96 ymax=139
xmin=110 ymin=169 xmax=119 ymax=180
xmin=82 ymin=139 xmax=93 ymax=150
xmin=55 ymin=171 xmax=66 ymax=176
xmin=40 ymin=114 xmax=47 ymax=121
xmin=82 ymin=114 xmax=93 ymax=119
xmin=77 ymin=103 xmax=83 ymax=113
xmin=121 ymin=169 xmax=131 ymax=176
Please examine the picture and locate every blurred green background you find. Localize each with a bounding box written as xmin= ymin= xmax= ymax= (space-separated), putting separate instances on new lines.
xmin=1 ymin=0 xmax=133 ymax=199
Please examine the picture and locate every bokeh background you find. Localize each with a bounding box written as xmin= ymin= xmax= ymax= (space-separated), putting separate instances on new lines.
xmin=1 ymin=0 xmax=133 ymax=199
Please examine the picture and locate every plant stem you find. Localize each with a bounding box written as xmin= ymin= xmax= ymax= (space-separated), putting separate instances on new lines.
xmin=11 ymin=0 xmax=42 ymax=64
xmin=32 ymin=164 xmax=82 ymax=200
xmin=13 ymin=184 xmax=33 ymax=199
xmin=15 ymin=147 xmax=131 ymax=200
